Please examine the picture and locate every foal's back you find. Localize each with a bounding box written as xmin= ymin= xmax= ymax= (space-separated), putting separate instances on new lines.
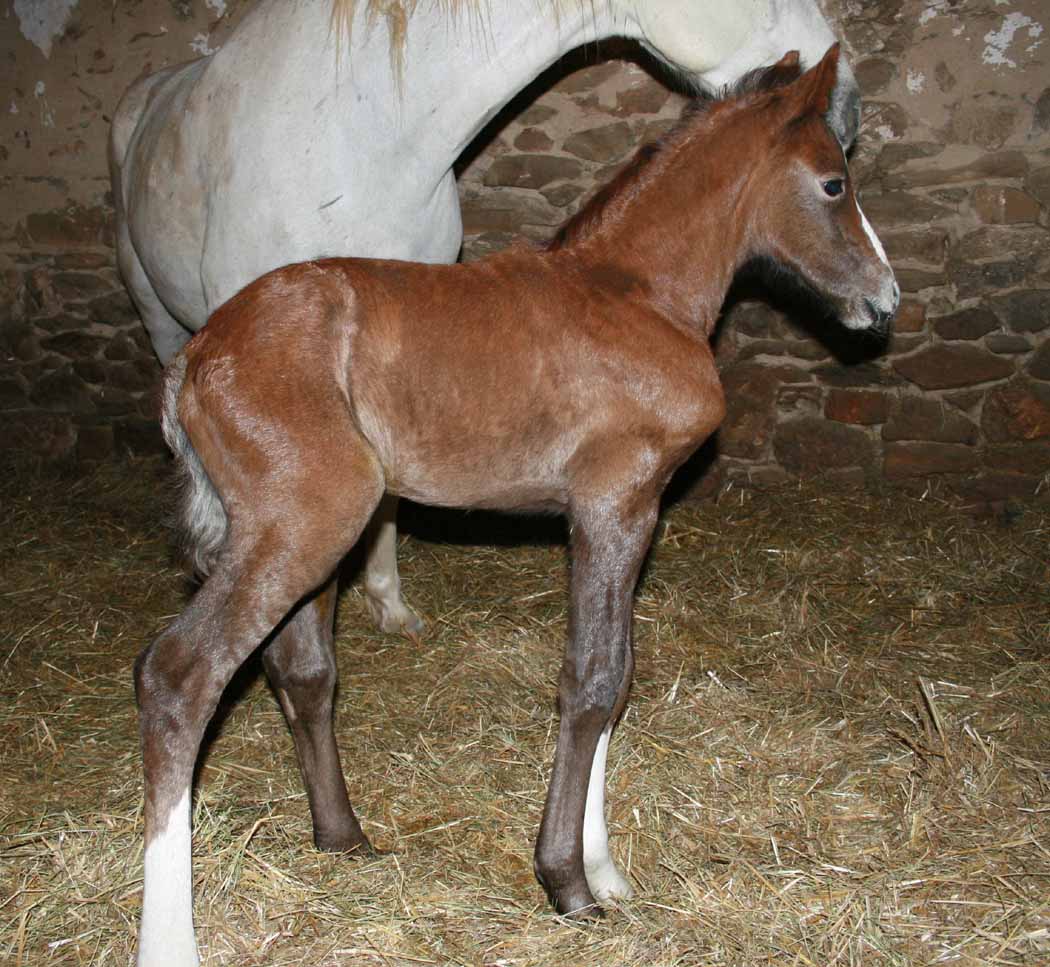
xmin=185 ymin=253 xmax=724 ymax=514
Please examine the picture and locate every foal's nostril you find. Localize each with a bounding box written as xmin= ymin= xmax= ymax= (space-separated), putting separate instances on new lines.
xmin=864 ymin=298 xmax=894 ymax=330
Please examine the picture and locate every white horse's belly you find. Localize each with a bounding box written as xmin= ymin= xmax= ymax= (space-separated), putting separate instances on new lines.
xmin=198 ymin=166 xmax=463 ymax=315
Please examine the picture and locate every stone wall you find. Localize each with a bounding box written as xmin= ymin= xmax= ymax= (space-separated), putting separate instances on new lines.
xmin=3 ymin=0 xmax=1049 ymax=500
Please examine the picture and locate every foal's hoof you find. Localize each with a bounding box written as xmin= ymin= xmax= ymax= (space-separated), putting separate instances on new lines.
xmin=556 ymin=896 xmax=606 ymax=921
xmin=539 ymin=880 xmax=604 ymax=921
xmin=315 ymin=830 xmax=376 ymax=857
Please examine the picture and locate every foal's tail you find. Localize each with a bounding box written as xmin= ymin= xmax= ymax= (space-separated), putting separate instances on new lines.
xmin=161 ymin=354 xmax=227 ymax=577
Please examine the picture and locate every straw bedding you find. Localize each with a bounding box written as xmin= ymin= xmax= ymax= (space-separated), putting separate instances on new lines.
xmin=2 ymin=460 xmax=1048 ymax=965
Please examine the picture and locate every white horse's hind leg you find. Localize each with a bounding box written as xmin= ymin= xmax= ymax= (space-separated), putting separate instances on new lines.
xmin=138 ymin=789 xmax=198 ymax=967
xmin=363 ymin=495 xmax=424 ymax=634
xmin=582 ymin=726 xmax=633 ymax=901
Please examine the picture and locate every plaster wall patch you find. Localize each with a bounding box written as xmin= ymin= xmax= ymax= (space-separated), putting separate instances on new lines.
xmin=190 ymin=33 xmax=218 ymax=56
xmin=13 ymin=0 xmax=78 ymax=59
xmin=983 ymin=12 xmax=1043 ymax=68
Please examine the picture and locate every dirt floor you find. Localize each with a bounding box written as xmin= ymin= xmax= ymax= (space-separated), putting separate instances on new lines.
xmin=1 ymin=460 xmax=1048 ymax=966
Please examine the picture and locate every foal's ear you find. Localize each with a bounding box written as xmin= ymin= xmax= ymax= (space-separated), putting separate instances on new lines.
xmin=797 ymin=43 xmax=841 ymax=119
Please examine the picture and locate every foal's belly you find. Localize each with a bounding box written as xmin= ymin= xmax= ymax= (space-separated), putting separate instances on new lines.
xmin=376 ymin=429 xmax=575 ymax=514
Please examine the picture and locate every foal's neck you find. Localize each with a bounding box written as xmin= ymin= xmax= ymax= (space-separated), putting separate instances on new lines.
xmin=566 ymin=123 xmax=754 ymax=338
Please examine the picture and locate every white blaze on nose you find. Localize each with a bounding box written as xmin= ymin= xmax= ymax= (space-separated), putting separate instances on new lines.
xmin=858 ymin=203 xmax=890 ymax=268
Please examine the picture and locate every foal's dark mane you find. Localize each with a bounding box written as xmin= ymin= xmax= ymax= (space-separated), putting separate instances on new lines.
xmin=547 ymin=59 xmax=804 ymax=251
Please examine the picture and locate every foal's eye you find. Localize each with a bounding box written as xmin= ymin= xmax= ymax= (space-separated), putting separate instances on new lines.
xmin=822 ymin=178 xmax=845 ymax=198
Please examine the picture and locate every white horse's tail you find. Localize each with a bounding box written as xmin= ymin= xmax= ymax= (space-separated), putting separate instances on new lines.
xmin=161 ymin=355 xmax=227 ymax=577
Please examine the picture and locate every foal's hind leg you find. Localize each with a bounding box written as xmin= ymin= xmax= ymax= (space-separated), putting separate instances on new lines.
xmin=263 ymin=579 xmax=372 ymax=854
xmin=136 ymin=451 xmax=385 ymax=966
xmin=363 ymin=494 xmax=423 ymax=634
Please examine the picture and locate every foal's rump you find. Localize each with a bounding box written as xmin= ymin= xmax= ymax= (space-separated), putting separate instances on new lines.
xmin=163 ymin=263 xmax=384 ymax=579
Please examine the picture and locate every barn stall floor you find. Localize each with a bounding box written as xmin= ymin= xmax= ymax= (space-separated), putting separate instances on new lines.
xmin=1 ymin=461 xmax=1048 ymax=967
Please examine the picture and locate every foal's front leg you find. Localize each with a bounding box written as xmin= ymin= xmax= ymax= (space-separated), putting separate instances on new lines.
xmin=534 ymin=495 xmax=659 ymax=916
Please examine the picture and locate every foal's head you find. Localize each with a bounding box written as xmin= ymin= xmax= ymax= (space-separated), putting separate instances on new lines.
xmin=737 ymin=45 xmax=899 ymax=332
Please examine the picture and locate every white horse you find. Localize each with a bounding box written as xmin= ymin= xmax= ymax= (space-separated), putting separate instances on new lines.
xmin=113 ymin=4 xmax=859 ymax=964
xmin=111 ymin=0 xmax=858 ymax=640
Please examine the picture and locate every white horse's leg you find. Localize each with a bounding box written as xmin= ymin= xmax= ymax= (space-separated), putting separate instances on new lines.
xmin=138 ymin=789 xmax=198 ymax=967
xmin=363 ymin=495 xmax=423 ymax=634
xmin=582 ymin=726 xmax=633 ymax=901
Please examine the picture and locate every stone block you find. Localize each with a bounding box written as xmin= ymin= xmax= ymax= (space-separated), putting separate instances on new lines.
xmin=973 ymin=186 xmax=1041 ymax=225
xmin=19 ymin=203 xmax=114 ymax=248
xmin=984 ymin=444 xmax=1050 ymax=477
xmin=883 ymin=442 xmax=979 ymax=478
xmin=1026 ymin=166 xmax=1050 ymax=208
xmin=554 ymin=62 xmax=621 ymax=95
xmin=876 ymin=142 xmax=944 ymax=172
xmin=949 ymin=98 xmax=1021 ymax=151
xmin=460 ymin=192 xmax=561 ymax=233
xmin=777 ymin=384 xmax=822 ymax=416
xmin=736 ymin=339 xmax=787 ymax=361
xmin=953 ymin=472 xmax=1043 ymax=503
xmin=55 ymin=252 xmax=112 ymax=270
xmin=989 ymin=290 xmax=1050 ymax=334
xmin=854 ymin=57 xmax=895 ymax=94
xmin=540 ymin=184 xmax=586 ymax=208
xmin=893 ymin=344 xmax=1013 ymax=390
xmin=483 ymin=155 xmax=583 ymax=190
xmin=563 ymin=123 xmax=635 ymax=163
xmin=615 ymin=82 xmax=670 ymax=116
xmin=882 ymin=229 xmax=947 ymax=265
xmin=28 ymin=366 xmax=95 ymax=413
xmin=52 ymin=272 xmax=112 ymax=303
xmin=982 ymin=379 xmax=1050 ymax=442
xmin=730 ymin=302 xmax=785 ymax=339
xmin=882 ymin=150 xmax=1027 ymax=190
xmin=718 ymin=362 xmax=783 ymax=459
xmin=113 ymin=418 xmax=167 ymax=457
xmin=0 ymin=412 xmax=76 ymax=463
xmin=825 ymin=389 xmax=891 ymax=425
xmin=985 ymin=333 xmax=1031 ymax=355
xmin=894 ymin=301 xmax=926 ymax=333
xmin=813 ymin=361 xmax=901 ymax=388
xmin=773 ymin=418 xmax=875 ymax=477
xmin=513 ymin=128 xmax=553 ymax=152
xmin=76 ymin=423 xmax=115 ymax=463
xmin=73 ymin=359 xmax=108 ymax=385
xmin=861 ymin=191 xmax=954 ymax=228
xmin=931 ymin=307 xmax=999 ymax=341
xmin=104 ymin=334 xmax=139 ymax=361
xmin=0 ymin=377 xmax=29 ymax=408
xmin=93 ymin=386 xmax=138 ymax=417
xmin=953 ymin=226 xmax=1048 ymax=264
xmin=42 ymin=331 xmax=107 ymax=358
xmin=895 ymin=267 xmax=947 ymax=292
xmin=517 ymin=105 xmax=557 ymax=126
xmin=106 ymin=360 xmax=161 ymax=394
xmin=1029 ymin=341 xmax=1050 ymax=381
xmin=949 ymin=259 xmax=1030 ymax=300
xmin=882 ymin=397 xmax=978 ymax=444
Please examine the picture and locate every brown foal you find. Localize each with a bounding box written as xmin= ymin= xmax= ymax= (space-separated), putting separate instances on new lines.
xmin=135 ymin=45 xmax=898 ymax=965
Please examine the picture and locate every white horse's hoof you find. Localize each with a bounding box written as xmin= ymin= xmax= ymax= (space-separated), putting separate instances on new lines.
xmin=366 ymin=595 xmax=424 ymax=635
